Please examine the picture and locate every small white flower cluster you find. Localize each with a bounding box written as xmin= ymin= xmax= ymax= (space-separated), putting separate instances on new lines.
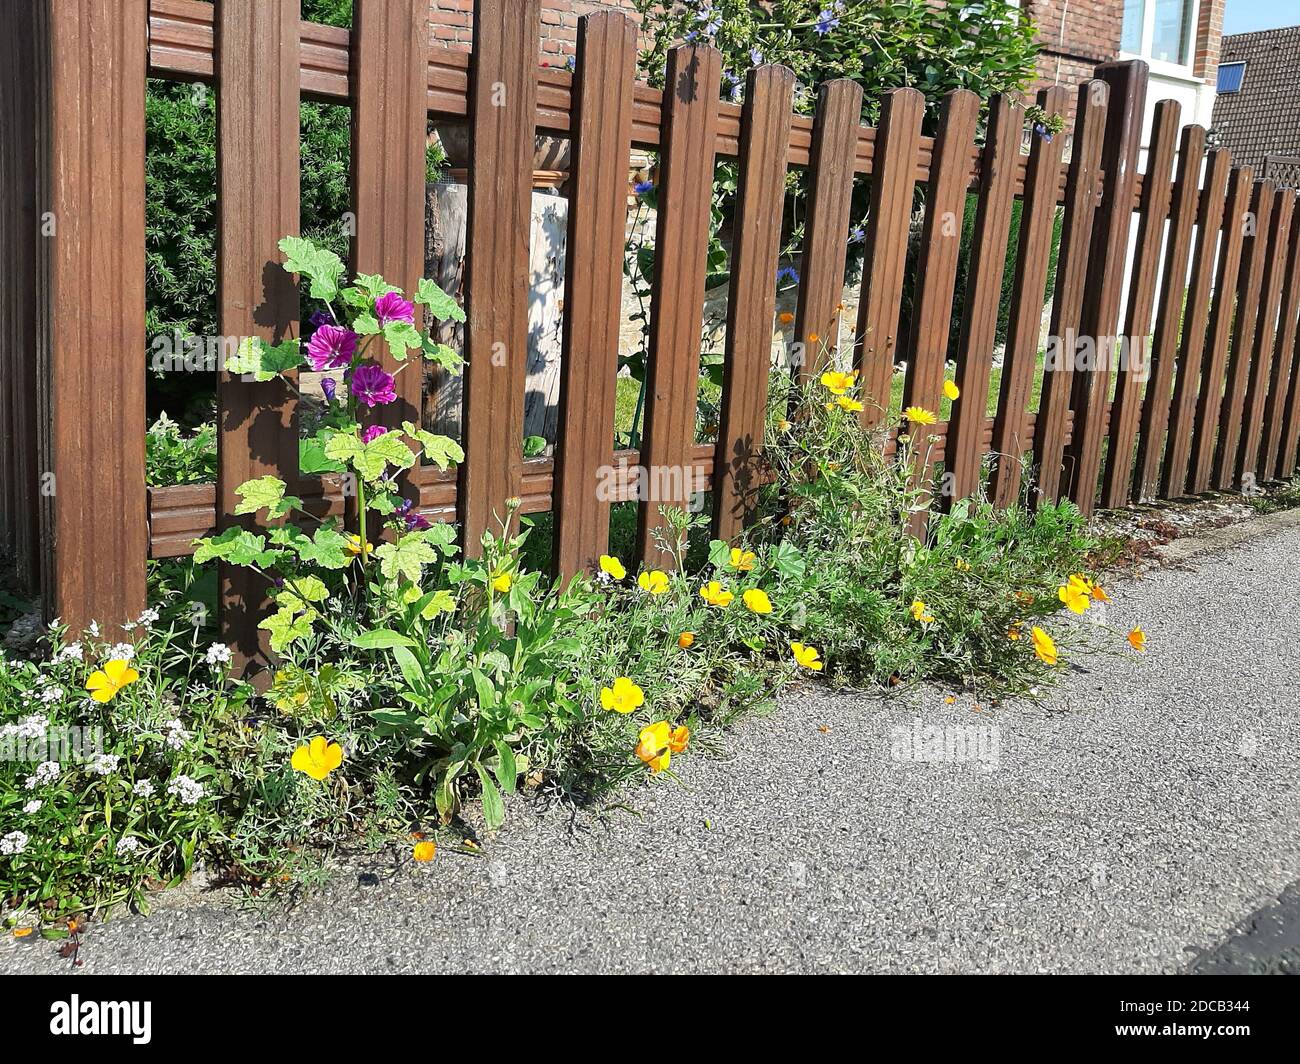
xmin=88 ymin=621 xmax=100 ymax=638
xmin=0 ymin=830 xmax=29 ymax=855
xmin=38 ymin=684 xmax=64 ymax=705
xmin=108 ymin=642 xmax=136 ymax=662
xmin=22 ymin=799 xmax=43 ymax=814
xmin=162 ymin=718 xmax=190 ymax=751
xmin=23 ymin=761 xmax=60 ymax=790
xmin=132 ymin=780 xmax=155 ymax=798
xmin=53 ymin=641 xmax=84 ymax=664
xmin=166 ymin=774 xmax=204 ymax=805
xmin=86 ymin=752 xmax=121 ymax=776
xmin=121 ymin=608 xmax=159 ymax=633
xmin=205 ymin=642 xmax=232 ymax=669
xmin=0 ymin=713 xmax=49 ymax=743
xmin=115 ymin=836 xmax=141 ymax=857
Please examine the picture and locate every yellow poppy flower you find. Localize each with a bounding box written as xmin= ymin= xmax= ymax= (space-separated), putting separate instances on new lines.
xmin=1091 ymin=583 xmax=1111 ymax=602
xmin=412 ymin=840 xmax=436 ymax=862
xmin=1058 ymin=578 xmax=1091 ymax=614
xmin=776 ymin=418 xmax=793 ymax=432
xmin=742 ymin=588 xmax=773 ymax=614
xmin=819 ymin=369 xmax=857 ymax=395
xmin=1031 ymin=627 xmax=1057 ymax=666
xmin=668 ymin=725 xmax=690 ymax=754
xmin=635 ymin=721 xmax=673 ymax=773
xmin=699 ymin=581 xmax=734 ymax=608
xmin=345 ymin=534 xmax=373 ymax=559
xmin=492 ymin=573 xmax=512 ymax=593
xmin=790 ymin=642 xmax=823 ymax=671
xmin=638 ymin=570 xmax=670 ymax=595
xmin=778 ymin=311 xmax=795 ymax=325
xmin=910 ymin=599 xmax=933 ymax=623
xmin=85 ymin=659 xmax=140 ymax=704
xmin=600 ymin=676 xmax=645 ymax=714
xmin=808 ymin=333 xmax=821 ymax=345
xmin=291 ymin=736 xmax=344 ymax=781
xmin=904 ymin=406 xmax=937 ymax=426
xmin=729 ymin=547 xmax=757 ymax=571
xmin=955 ymin=558 xmax=971 ymax=571
xmin=836 ymin=395 xmax=864 ymax=413
xmin=1127 ymin=627 xmax=1146 ymax=652
xmin=943 ymin=379 xmax=960 ymax=401
xmin=677 ymin=631 xmax=695 ymax=649
xmin=598 ymin=554 xmax=626 ymax=580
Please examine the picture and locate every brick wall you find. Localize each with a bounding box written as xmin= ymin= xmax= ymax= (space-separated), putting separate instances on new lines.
xmin=429 ymin=0 xmax=640 ymax=57
xmin=1193 ymin=0 xmax=1225 ymax=81
xmin=1024 ymin=0 xmax=1122 ymax=91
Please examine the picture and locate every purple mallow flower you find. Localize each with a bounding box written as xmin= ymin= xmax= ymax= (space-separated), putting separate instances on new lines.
xmin=375 ymin=291 xmax=415 ymax=327
xmin=349 ymin=363 xmax=398 ymax=408
xmin=321 ymin=377 xmax=337 ymax=402
xmin=361 ymin=424 xmax=388 ymax=444
xmin=308 ymin=308 xmax=334 ymax=331
xmin=306 ymin=324 xmax=358 ymax=372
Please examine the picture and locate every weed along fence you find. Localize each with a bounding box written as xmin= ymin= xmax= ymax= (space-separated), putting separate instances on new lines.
xmin=3 ymin=0 xmax=1300 ymax=677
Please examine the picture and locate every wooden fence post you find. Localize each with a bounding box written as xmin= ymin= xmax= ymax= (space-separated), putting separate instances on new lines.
xmin=460 ymin=0 xmax=540 ymax=554
xmin=216 ymin=0 xmax=302 ymax=676
xmin=1063 ymin=60 xmax=1147 ymax=516
xmin=1261 ymin=191 xmax=1300 ymax=482
xmin=552 ymin=12 xmax=637 ymax=579
xmin=38 ymin=0 xmax=149 ymax=633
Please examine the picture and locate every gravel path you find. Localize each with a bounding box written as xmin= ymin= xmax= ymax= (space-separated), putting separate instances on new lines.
xmin=5 ymin=519 xmax=1300 ymax=974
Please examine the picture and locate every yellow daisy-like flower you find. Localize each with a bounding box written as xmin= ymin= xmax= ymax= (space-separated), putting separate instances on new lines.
xmin=1127 ymin=626 xmax=1146 ymax=652
xmin=910 ymin=599 xmax=934 ymax=624
xmin=819 ymin=369 xmax=857 ymax=395
xmin=729 ymin=547 xmax=757 ymax=571
xmin=742 ymin=588 xmax=773 ymax=614
xmin=638 ymin=570 xmax=670 ymax=595
xmin=1058 ymin=577 xmax=1091 ymax=614
xmin=943 ymin=379 xmax=960 ymax=401
xmin=85 ymin=659 xmax=140 ymax=704
xmin=1031 ymin=627 xmax=1058 ymax=666
xmin=345 ymin=534 xmax=373 ymax=559
xmin=598 ymin=554 xmax=626 ymax=580
xmin=836 ymin=395 xmax=864 ymax=413
xmin=699 ymin=581 xmax=734 ymax=608
xmin=904 ymin=406 xmax=937 ymax=426
xmin=412 ymin=840 xmax=437 ymax=862
xmin=677 ymin=631 xmax=695 ymax=649
xmin=776 ymin=418 xmax=793 ymax=432
xmin=290 ymin=736 xmax=344 ymax=781
xmin=492 ymin=572 xmax=512 ymax=593
xmin=790 ymin=642 xmax=823 ymax=671
xmin=635 ymin=721 xmax=674 ymax=774
xmin=600 ymin=676 xmax=645 ymax=714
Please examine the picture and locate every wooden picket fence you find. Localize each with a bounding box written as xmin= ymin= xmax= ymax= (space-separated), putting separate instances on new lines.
xmin=3 ymin=0 xmax=1300 ymax=676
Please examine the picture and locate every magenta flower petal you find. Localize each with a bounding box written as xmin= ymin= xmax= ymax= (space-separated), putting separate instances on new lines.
xmin=349 ymin=363 xmax=398 ymax=408
xmin=306 ymin=324 xmax=358 ymax=372
xmin=374 ymin=291 xmax=415 ymax=327
xmin=360 ymin=424 xmax=388 ymax=444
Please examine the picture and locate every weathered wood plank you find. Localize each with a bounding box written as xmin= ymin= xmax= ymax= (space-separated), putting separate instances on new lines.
xmin=1261 ymin=191 xmax=1300 ymax=481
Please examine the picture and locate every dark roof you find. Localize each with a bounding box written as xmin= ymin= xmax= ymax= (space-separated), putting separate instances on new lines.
xmin=1212 ymin=25 xmax=1300 ymax=184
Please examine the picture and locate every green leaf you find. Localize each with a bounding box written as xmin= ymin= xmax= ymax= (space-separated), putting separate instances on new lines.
xmin=416 ymin=278 xmax=467 ymax=323
xmin=523 ymin=435 xmax=547 ymax=459
xmin=352 ymin=629 xmax=416 ymax=650
xmin=298 ymin=526 xmax=353 ymax=570
xmin=353 ymin=272 xmax=399 ymax=299
xmin=259 ymin=606 xmax=316 ymax=654
xmin=300 ymin=431 xmax=346 ymax=475
xmin=279 ymin=235 xmax=345 ymax=302
xmin=392 ymin=646 xmax=428 ymax=693
xmin=707 ymin=538 xmax=731 ymax=569
xmin=351 ymin=310 xmax=380 ymax=336
xmin=225 ymin=336 xmax=304 ymax=382
xmin=233 ymin=476 xmax=294 ymax=518
xmin=421 ymin=337 xmax=464 ymax=372
xmin=475 ymin=763 xmax=505 ymax=831
xmin=374 ymin=537 xmax=438 ymax=583
xmin=492 ymin=740 xmax=518 ymax=795
xmin=325 ymin=431 xmax=416 ymax=482
xmin=401 ymin=421 xmax=465 ymax=471
xmin=275 ymin=575 xmax=329 ymax=614
xmin=192 ymin=527 xmax=268 ymax=566
xmin=383 ymin=320 xmax=422 ymax=362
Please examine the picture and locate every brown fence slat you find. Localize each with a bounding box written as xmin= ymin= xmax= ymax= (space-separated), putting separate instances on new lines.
xmin=551 ymin=12 xmax=637 ymax=578
xmin=459 ymin=0 xmax=540 ymax=552
xmin=1034 ymin=79 xmax=1109 ymax=504
xmin=945 ymin=93 xmax=1023 ymax=504
xmin=1063 ymin=61 xmax=1147 ymax=516
xmin=1133 ymin=122 xmax=1206 ymax=503
xmin=1189 ymin=166 xmax=1254 ymax=493
xmin=1101 ymin=99 xmax=1180 ymax=508
xmin=217 ymin=0 xmax=301 ymax=675
xmin=1212 ymin=180 xmax=1275 ymax=491
xmin=1261 ymin=191 xmax=1300 ymax=481
xmin=988 ymin=87 xmax=1069 ymax=508
xmin=1236 ymin=188 xmax=1295 ymax=485
xmin=351 ymin=0 xmax=427 ymax=434
xmin=1160 ymin=148 xmax=1232 ymax=497
xmin=898 ymin=89 xmax=979 ymax=531
xmin=635 ymin=45 xmax=722 ymax=570
xmin=793 ymin=79 xmax=862 ymax=377
xmin=1277 ymin=285 xmax=1300 ymax=478
xmin=853 ymin=88 xmax=925 ymax=428
xmin=713 ymin=64 xmax=795 ymax=542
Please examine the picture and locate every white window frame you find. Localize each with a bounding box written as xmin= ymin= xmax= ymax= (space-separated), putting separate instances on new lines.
xmin=1120 ymin=0 xmax=1201 ymax=79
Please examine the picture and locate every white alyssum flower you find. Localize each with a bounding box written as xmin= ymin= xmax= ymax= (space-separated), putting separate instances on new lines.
xmin=0 ymin=831 xmax=29 ymax=855
xmin=163 ymin=718 xmax=190 ymax=751
xmin=2 ymin=713 xmax=50 ymax=742
xmin=115 ymin=836 xmax=142 ymax=856
xmin=86 ymin=752 xmax=121 ymax=776
xmin=87 ymin=621 xmax=100 ymax=638
xmin=108 ymin=642 xmax=136 ymax=662
xmin=39 ymin=685 xmax=64 ymax=704
xmin=22 ymin=800 xmax=43 ymax=814
xmin=166 ymin=774 xmax=204 ymax=806
xmin=205 ymin=642 xmax=232 ymax=668
xmin=137 ymin=607 xmax=160 ymax=628
xmin=132 ymin=780 xmax=155 ymax=798
xmin=23 ymin=761 xmax=60 ymax=789
xmin=53 ymin=642 xmax=84 ymax=664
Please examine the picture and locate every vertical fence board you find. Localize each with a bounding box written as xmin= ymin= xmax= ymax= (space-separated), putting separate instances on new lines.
xmin=793 ymin=79 xmax=862 ymax=377
xmin=1133 ymin=123 xmax=1206 ymax=503
xmin=1262 ymin=192 xmax=1300 ymax=481
xmin=1101 ymin=99 xmax=1180 ymax=508
xmin=1212 ymin=180 xmax=1274 ymax=490
xmin=41 ymin=0 xmax=148 ymax=632
xmin=1236 ymin=189 xmax=1294 ymax=484
xmin=945 ymin=94 xmax=1023 ymax=504
xmin=1277 ymin=288 xmax=1300 ymax=478
xmin=551 ymin=13 xmax=637 ymax=578
xmin=217 ymin=0 xmax=301 ymax=674
xmin=988 ymin=87 xmax=1069 ymax=508
xmin=635 ymin=45 xmax=721 ymax=570
xmin=460 ymin=0 xmax=540 ymax=552
xmin=1189 ymin=167 xmax=1253 ymax=493
xmin=898 ymin=90 xmax=979 ymax=532
xmin=1063 ymin=61 xmax=1147 ymax=516
xmin=1160 ymin=148 xmax=1231 ymax=497
xmin=713 ymin=64 xmax=794 ymax=542
xmin=351 ymin=0 xmax=428 ymax=435
xmin=854 ymin=88 xmax=925 ymax=429
xmin=1034 ymin=80 xmax=1109 ymax=504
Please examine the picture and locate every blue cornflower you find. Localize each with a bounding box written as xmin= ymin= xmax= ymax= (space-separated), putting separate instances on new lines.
xmin=776 ymin=266 xmax=800 ymax=285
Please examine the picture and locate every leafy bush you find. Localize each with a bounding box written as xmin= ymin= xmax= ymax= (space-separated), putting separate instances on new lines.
xmin=146 ymin=414 xmax=217 ymax=487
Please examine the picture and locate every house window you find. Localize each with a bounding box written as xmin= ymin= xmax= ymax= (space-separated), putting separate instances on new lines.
xmin=1217 ymin=61 xmax=1246 ymax=93
xmin=1121 ymin=0 xmax=1197 ymax=68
